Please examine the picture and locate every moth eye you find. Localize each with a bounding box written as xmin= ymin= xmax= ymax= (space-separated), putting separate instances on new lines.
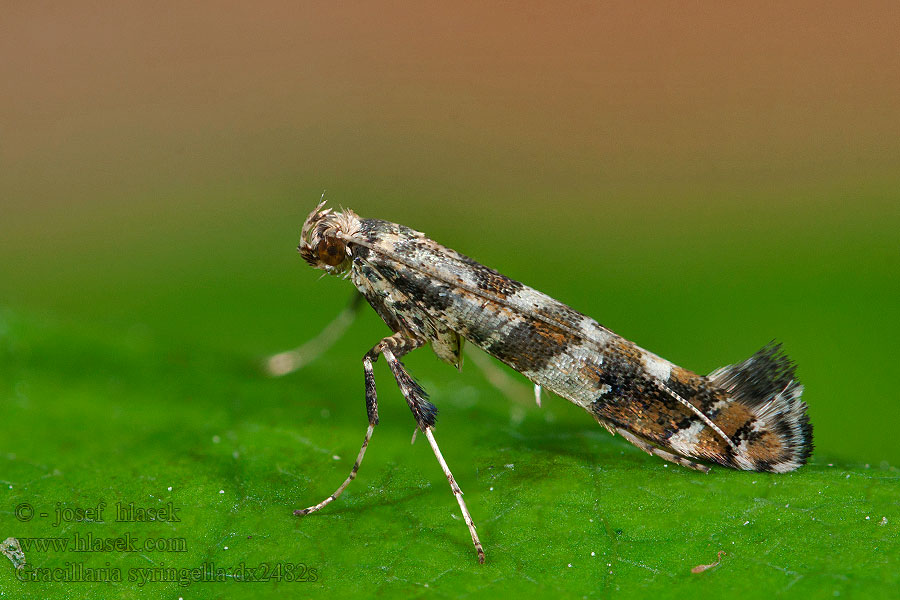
xmin=316 ymin=239 xmax=346 ymax=266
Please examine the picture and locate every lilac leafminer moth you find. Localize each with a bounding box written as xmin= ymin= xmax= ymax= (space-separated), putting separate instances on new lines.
xmin=278 ymin=200 xmax=813 ymax=564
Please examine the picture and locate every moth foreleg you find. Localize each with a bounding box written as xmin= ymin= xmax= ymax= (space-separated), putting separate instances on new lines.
xmin=266 ymin=292 xmax=364 ymax=376
xmin=294 ymin=423 xmax=375 ymax=516
xmin=293 ymin=333 xmax=386 ymax=517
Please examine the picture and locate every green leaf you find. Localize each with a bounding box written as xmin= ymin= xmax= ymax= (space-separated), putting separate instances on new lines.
xmin=1 ymin=190 xmax=898 ymax=598
xmin=0 ymin=308 xmax=896 ymax=599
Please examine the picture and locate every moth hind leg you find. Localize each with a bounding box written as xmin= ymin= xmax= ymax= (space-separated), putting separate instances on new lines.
xmin=611 ymin=424 xmax=710 ymax=473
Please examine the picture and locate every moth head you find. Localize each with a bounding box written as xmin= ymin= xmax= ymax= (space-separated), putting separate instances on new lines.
xmin=298 ymin=200 xmax=360 ymax=275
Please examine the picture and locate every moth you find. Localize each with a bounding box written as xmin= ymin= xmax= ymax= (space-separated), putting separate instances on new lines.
xmin=278 ymin=201 xmax=813 ymax=563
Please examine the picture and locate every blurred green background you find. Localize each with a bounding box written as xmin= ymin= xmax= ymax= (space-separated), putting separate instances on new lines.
xmin=1 ymin=3 xmax=898 ymax=599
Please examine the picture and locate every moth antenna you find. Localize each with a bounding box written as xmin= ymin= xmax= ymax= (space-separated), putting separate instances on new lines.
xmin=655 ymin=381 xmax=737 ymax=452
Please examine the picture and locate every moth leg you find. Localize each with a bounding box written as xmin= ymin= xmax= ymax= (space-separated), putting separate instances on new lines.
xmin=379 ymin=336 xmax=436 ymax=431
xmin=293 ymin=424 xmax=375 ymax=516
xmin=465 ymin=347 xmax=535 ymax=406
xmin=266 ymin=293 xmax=364 ymax=376
xmin=423 ymin=427 xmax=486 ymax=564
xmin=379 ymin=340 xmax=485 ymax=564
xmin=293 ymin=333 xmax=389 ymax=517
xmin=614 ymin=426 xmax=710 ymax=473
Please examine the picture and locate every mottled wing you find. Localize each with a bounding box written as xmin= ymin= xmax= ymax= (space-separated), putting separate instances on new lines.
xmin=347 ymin=218 xmax=812 ymax=473
xmin=350 ymin=233 xmax=465 ymax=368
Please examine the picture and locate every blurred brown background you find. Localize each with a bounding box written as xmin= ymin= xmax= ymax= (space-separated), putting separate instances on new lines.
xmin=3 ymin=2 xmax=898 ymax=215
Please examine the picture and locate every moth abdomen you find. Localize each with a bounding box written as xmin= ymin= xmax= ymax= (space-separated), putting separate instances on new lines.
xmin=592 ymin=342 xmax=812 ymax=473
xmin=705 ymin=342 xmax=812 ymax=472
